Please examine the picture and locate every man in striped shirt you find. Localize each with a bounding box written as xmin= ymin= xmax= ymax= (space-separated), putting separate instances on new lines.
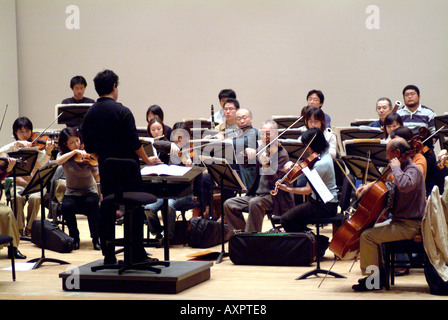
xmin=397 ymin=85 xmax=437 ymax=137
xmin=397 ymin=84 xmax=441 ymax=196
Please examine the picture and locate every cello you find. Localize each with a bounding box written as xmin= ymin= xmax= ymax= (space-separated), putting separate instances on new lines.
xmin=329 ymin=135 xmax=423 ymax=260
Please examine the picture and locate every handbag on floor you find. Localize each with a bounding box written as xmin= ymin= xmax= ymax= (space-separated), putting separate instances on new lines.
xmin=228 ymin=231 xmax=316 ymax=266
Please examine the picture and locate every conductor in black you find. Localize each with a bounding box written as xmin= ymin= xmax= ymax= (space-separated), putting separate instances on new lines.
xmin=81 ymin=69 xmax=162 ymax=264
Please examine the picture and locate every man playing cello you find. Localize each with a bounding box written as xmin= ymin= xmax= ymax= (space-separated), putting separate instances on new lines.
xmin=352 ymin=137 xmax=426 ymax=291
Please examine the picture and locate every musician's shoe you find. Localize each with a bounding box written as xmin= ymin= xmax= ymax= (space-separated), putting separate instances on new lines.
xmin=352 ymin=269 xmax=386 ymax=292
xmin=8 ymin=246 xmax=27 ymax=259
xmin=92 ymin=239 xmax=101 ymax=251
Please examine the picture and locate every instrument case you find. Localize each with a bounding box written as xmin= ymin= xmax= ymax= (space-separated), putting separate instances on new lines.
xmin=228 ymin=231 xmax=316 ymax=266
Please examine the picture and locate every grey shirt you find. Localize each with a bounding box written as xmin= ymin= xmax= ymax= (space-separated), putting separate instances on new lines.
xmin=62 ymin=158 xmax=98 ymax=196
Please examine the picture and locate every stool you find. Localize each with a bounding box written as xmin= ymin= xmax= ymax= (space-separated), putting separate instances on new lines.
xmin=382 ymin=235 xmax=426 ymax=290
xmin=0 ymin=234 xmax=16 ymax=281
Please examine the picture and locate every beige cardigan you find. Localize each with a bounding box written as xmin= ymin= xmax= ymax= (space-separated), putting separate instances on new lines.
xmin=422 ymin=177 xmax=448 ymax=282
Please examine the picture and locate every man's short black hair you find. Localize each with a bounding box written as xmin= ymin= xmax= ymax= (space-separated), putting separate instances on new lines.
xmin=93 ymin=70 xmax=119 ymax=96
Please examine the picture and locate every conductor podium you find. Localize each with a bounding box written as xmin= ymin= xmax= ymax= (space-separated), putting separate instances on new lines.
xmin=59 ymin=164 xmax=212 ymax=294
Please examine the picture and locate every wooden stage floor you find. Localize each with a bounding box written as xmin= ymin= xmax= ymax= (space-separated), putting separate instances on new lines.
xmin=0 ymin=212 xmax=445 ymax=302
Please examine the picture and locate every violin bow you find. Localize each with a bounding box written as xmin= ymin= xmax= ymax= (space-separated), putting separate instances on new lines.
xmin=31 ymin=112 xmax=62 ymax=144
xmin=363 ymin=151 xmax=371 ymax=185
xmin=422 ymin=125 xmax=446 ymax=145
xmin=256 ymin=116 xmax=303 ymax=157
xmin=0 ymin=104 xmax=8 ymax=133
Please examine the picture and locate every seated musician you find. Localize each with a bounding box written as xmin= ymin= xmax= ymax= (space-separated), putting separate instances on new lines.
xmin=146 ymin=104 xmax=172 ymax=140
xmin=0 ymin=117 xmax=54 ymax=237
xmin=383 ymin=112 xmax=403 ymax=140
xmin=145 ymin=122 xmax=204 ymax=242
xmin=56 ymin=127 xmax=100 ymax=250
xmin=278 ymin=128 xmax=339 ymax=254
xmin=306 ymin=89 xmax=331 ymax=128
xmin=298 ymin=106 xmax=337 ymax=159
xmin=61 ymin=75 xmax=95 ymax=104
xmin=368 ymin=97 xmax=393 ymax=129
xmin=0 ymin=156 xmax=26 ymax=259
xmin=352 ymin=137 xmax=426 ymax=291
xmin=211 ymin=89 xmax=237 ymax=124
xmin=397 ymin=85 xmax=442 ymax=195
xmin=146 ymin=115 xmax=171 ymax=164
xmin=215 ymin=98 xmax=239 ymax=133
xmin=223 ymin=120 xmax=294 ymax=233
xmin=232 ymin=108 xmax=258 ymax=190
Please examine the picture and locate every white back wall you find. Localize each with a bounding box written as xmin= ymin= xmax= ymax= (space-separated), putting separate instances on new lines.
xmin=10 ymin=0 xmax=448 ymax=136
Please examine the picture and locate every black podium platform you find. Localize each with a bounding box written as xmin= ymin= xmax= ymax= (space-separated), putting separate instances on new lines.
xmin=59 ymin=260 xmax=213 ymax=294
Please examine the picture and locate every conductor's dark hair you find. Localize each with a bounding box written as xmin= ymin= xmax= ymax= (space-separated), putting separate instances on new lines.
xmin=93 ymin=69 xmax=119 ymax=96
xmin=301 ymin=127 xmax=329 ymax=154
xmin=12 ymin=117 xmax=33 ymax=140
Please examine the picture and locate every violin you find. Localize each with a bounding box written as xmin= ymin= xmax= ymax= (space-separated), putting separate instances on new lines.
xmin=270 ymin=152 xmax=320 ymax=196
xmin=329 ymin=139 xmax=419 ymax=260
xmin=0 ymin=156 xmax=25 ymax=171
xmin=29 ymin=132 xmax=52 ymax=150
xmin=74 ymin=149 xmax=98 ymax=167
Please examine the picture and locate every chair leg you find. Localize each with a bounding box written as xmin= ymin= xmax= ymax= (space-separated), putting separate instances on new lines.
xmin=9 ymin=242 xmax=16 ymax=281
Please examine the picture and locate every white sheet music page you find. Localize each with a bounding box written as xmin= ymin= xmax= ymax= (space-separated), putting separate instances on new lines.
xmin=141 ymin=164 xmax=191 ymax=176
xmin=302 ymin=166 xmax=334 ymax=203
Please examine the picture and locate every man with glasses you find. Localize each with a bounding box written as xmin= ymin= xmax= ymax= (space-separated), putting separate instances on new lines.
xmin=397 ymin=84 xmax=440 ymax=196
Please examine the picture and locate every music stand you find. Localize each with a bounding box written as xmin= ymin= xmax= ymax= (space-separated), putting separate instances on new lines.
xmin=7 ymin=148 xmax=39 ymax=241
xmin=202 ymin=156 xmax=246 ymax=264
xmin=278 ymin=139 xmax=309 ymax=163
xmin=335 ymin=127 xmax=384 ymax=155
xmin=56 ymin=103 xmax=92 ymax=127
xmin=344 ymin=141 xmax=388 ymax=168
xmin=272 ymin=115 xmax=304 ymax=129
xmin=295 ymin=166 xmax=346 ymax=281
xmin=341 ymin=155 xmax=383 ymax=182
xmin=278 ymin=128 xmax=303 ymax=140
xmin=435 ymin=115 xmax=448 ymax=150
xmin=21 ymin=163 xmax=69 ymax=269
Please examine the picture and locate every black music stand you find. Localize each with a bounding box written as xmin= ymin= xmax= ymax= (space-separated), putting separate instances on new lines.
xmin=278 ymin=128 xmax=303 ymax=140
xmin=345 ymin=141 xmax=388 ymax=168
xmin=295 ymin=167 xmax=346 ymax=281
xmin=22 ymin=163 xmax=70 ymax=269
xmin=203 ymin=156 xmax=246 ymax=264
xmin=7 ymin=148 xmax=39 ymax=241
xmin=272 ymin=115 xmax=304 ymax=129
xmin=341 ymin=155 xmax=383 ymax=182
xmin=435 ymin=115 xmax=448 ymax=150
xmin=56 ymin=103 xmax=92 ymax=127
xmin=278 ymin=139 xmax=309 ymax=163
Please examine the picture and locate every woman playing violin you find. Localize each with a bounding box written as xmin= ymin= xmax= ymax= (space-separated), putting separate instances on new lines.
xmin=56 ymin=127 xmax=100 ymax=250
xmin=277 ymin=128 xmax=339 ymax=245
xmin=0 ymin=117 xmax=54 ymax=237
xmin=145 ymin=122 xmax=204 ymax=242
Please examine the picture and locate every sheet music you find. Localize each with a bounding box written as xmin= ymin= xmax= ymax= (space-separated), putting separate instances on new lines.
xmin=302 ymin=166 xmax=334 ymax=203
xmin=141 ymin=164 xmax=191 ymax=176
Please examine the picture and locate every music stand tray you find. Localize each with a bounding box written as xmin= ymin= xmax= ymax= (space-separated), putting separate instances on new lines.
xmin=344 ymin=142 xmax=388 ymax=168
xmin=342 ymin=155 xmax=383 ymax=182
xmin=56 ymin=103 xmax=92 ymax=127
xmin=21 ymin=163 xmax=70 ymax=269
xmin=7 ymin=148 xmax=39 ymax=241
xmin=202 ymin=156 xmax=246 ymax=264
xmin=278 ymin=139 xmax=309 ymax=163
xmin=272 ymin=115 xmax=304 ymax=129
